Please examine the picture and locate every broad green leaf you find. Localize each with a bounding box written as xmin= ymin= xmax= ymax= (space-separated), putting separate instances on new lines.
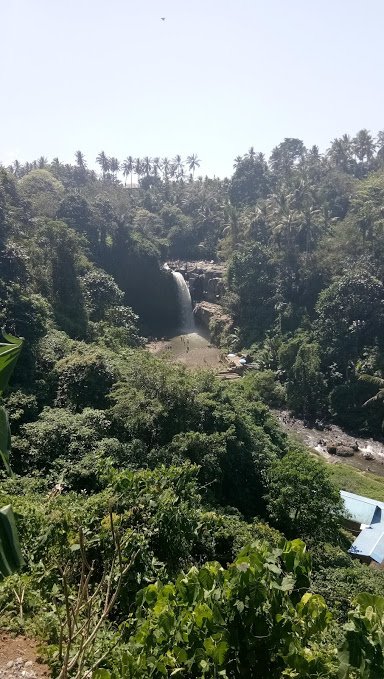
xmin=0 ymin=332 xmax=23 ymax=396
xmin=234 ymin=600 xmax=245 ymax=613
xmin=173 ymin=647 xmax=188 ymax=664
xmin=198 ymin=566 xmax=215 ymax=591
xmin=194 ymin=603 xmax=213 ymax=627
xmin=0 ymin=407 xmax=11 ymax=476
xmin=0 ymin=505 xmax=24 ymax=577
xmin=204 ymin=638 xmax=228 ymax=666
xmin=213 ymin=640 xmax=229 ymax=666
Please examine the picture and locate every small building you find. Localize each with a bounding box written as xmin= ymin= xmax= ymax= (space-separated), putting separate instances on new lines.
xmin=341 ymin=490 xmax=384 ymax=566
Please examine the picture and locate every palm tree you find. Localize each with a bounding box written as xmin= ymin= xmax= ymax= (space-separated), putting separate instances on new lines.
xmin=233 ymin=155 xmax=243 ymax=168
xmin=328 ymin=135 xmax=353 ymax=172
xmin=122 ymin=156 xmax=134 ymax=187
xmin=38 ymin=156 xmax=47 ymax=169
xmin=172 ymin=155 xmax=184 ymax=179
xmin=359 ymin=374 xmax=384 ymax=407
xmin=187 ymin=154 xmax=201 ymax=178
xmin=134 ymin=158 xmax=143 ymax=182
xmin=152 ymin=157 xmax=161 ymax=177
xmin=161 ymin=157 xmax=171 ymax=180
xmin=51 ymin=158 xmax=61 ymax=174
xmin=352 ymin=129 xmax=376 ymax=164
xmin=12 ymin=160 xmax=21 ymax=177
xmin=142 ymin=156 xmax=152 ymax=176
xmin=75 ymin=150 xmax=86 ymax=168
xmin=109 ymin=157 xmax=120 ymax=178
xmin=96 ymin=151 xmax=110 ymax=179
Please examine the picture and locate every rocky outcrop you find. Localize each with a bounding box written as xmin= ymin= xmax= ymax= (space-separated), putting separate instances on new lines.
xmin=168 ymin=260 xmax=226 ymax=303
xmin=194 ymin=301 xmax=233 ymax=343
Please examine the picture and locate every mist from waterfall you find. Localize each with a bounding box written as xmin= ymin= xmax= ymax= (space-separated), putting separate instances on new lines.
xmin=172 ymin=271 xmax=195 ymax=333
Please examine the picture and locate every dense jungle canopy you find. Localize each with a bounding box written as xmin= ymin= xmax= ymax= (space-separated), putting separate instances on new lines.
xmin=2 ymin=132 xmax=384 ymax=677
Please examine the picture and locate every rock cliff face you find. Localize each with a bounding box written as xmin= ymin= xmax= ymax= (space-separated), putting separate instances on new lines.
xmin=168 ymin=261 xmax=226 ymax=304
xmin=167 ymin=261 xmax=233 ymax=342
xmin=193 ymin=301 xmax=233 ymax=343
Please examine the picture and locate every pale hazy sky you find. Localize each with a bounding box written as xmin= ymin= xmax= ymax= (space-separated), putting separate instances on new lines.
xmin=2 ymin=0 xmax=384 ymax=177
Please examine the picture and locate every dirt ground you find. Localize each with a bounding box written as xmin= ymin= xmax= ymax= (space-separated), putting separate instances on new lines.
xmin=0 ymin=635 xmax=50 ymax=678
xmin=147 ymin=332 xmax=228 ymax=370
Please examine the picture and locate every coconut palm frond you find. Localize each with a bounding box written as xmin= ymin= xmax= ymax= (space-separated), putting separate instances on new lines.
xmin=359 ymin=373 xmax=384 ymax=388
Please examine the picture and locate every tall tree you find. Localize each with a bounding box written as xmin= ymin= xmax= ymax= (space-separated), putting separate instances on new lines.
xmin=352 ymin=129 xmax=376 ymax=165
xmin=187 ymin=154 xmax=201 ymax=178
xmin=109 ymin=157 xmax=120 ymax=180
xmin=270 ymin=138 xmax=306 ymax=179
xmin=152 ymin=157 xmax=161 ymax=177
xmin=134 ymin=157 xmax=143 ymax=182
xmin=172 ymin=155 xmax=184 ymax=179
xmin=328 ymin=134 xmax=354 ymax=173
xmin=161 ymin=157 xmax=171 ymax=180
xmin=96 ymin=151 xmax=110 ymax=179
xmin=122 ymin=156 xmax=134 ymax=187
xmin=142 ymin=156 xmax=152 ymax=177
xmin=75 ymin=150 xmax=86 ymax=169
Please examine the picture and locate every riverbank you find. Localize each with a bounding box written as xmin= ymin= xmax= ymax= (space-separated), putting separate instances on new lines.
xmin=274 ymin=409 xmax=384 ymax=478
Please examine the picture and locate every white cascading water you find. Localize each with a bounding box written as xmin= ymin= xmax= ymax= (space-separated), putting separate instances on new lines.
xmin=172 ymin=271 xmax=195 ymax=333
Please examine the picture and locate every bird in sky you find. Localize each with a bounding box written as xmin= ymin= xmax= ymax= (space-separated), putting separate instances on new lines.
xmin=161 ymin=17 xmax=166 ymax=21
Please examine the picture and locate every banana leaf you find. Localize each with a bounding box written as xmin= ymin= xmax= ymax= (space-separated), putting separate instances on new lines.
xmin=0 ymin=406 xmax=11 ymax=476
xmin=0 ymin=331 xmax=23 ymax=396
xmin=0 ymin=505 xmax=24 ymax=577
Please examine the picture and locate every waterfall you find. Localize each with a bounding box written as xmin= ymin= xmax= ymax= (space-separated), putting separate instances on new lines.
xmin=172 ymin=271 xmax=195 ymax=333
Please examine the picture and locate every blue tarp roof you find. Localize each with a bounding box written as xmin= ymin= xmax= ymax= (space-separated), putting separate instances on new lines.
xmin=341 ymin=490 xmax=384 ymax=526
xmin=341 ymin=491 xmax=384 ymax=564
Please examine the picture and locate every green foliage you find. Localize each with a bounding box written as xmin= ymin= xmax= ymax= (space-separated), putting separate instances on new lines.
xmin=241 ymin=370 xmax=286 ymax=408
xmin=0 ymin=332 xmax=23 ymax=474
xmin=0 ymin=331 xmax=23 ymax=396
xmin=0 ymin=505 xmax=24 ymax=578
xmin=54 ymin=347 xmax=117 ymax=411
xmin=0 ymin=333 xmax=24 ymax=578
xmin=82 ymin=270 xmax=124 ymax=322
xmin=266 ymin=450 xmax=344 ymax=541
xmin=229 ymin=152 xmax=270 ymax=207
xmin=13 ymin=406 xmax=112 ymax=476
xmin=312 ymin=561 xmax=384 ymax=624
xmin=286 ymin=341 xmax=327 ymax=419
xmin=340 ymin=593 xmax=384 ymax=678
xmin=226 ymin=244 xmax=276 ymax=342
xmin=18 ymin=169 xmax=64 ymax=217
xmin=7 ymin=138 xmax=384 ymax=676
xmin=315 ymin=272 xmax=384 ymax=372
xmin=110 ymin=352 xmax=284 ymax=516
xmin=115 ymin=539 xmax=333 ymax=678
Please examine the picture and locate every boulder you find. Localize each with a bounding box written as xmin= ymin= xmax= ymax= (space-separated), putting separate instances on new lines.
xmin=326 ymin=443 xmax=354 ymax=457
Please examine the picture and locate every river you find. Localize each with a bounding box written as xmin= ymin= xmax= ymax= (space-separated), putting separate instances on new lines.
xmin=273 ymin=409 xmax=384 ymax=477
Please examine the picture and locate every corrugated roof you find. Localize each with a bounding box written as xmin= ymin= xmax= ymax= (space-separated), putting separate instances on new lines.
xmin=341 ymin=491 xmax=384 ymax=564
xmin=349 ymin=525 xmax=384 ymax=564
xmin=341 ymin=490 xmax=384 ymax=526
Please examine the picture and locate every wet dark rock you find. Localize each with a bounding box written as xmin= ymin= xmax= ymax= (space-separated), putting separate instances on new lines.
xmin=336 ymin=446 xmax=355 ymax=457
